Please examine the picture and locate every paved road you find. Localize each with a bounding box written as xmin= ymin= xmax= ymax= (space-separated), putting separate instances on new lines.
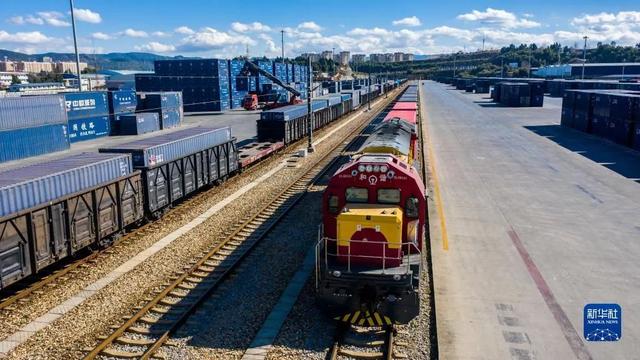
xmin=0 ymin=110 xmax=259 ymax=171
xmin=422 ymin=81 xmax=640 ymax=360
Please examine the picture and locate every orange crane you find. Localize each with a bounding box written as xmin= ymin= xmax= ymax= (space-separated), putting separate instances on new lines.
xmin=241 ymin=60 xmax=305 ymax=110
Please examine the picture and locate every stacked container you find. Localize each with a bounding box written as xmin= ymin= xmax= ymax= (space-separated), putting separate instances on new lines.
xmin=108 ymin=90 xmax=137 ymax=135
xmin=119 ymin=113 xmax=160 ymax=135
xmin=229 ymin=59 xmax=249 ymax=109
xmin=136 ymin=92 xmax=183 ymax=129
xmin=273 ymin=62 xmax=287 ymax=82
xmin=137 ymin=59 xmax=230 ymax=112
xmin=63 ymin=91 xmax=110 ymax=143
xmin=257 ymin=60 xmax=273 ymax=91
xmin=0 ymin=95 xmax=70 ymax=163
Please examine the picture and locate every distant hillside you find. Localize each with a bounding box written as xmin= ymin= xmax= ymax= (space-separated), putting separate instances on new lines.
xmin=0 ymin=49 xmax=196 ymax=71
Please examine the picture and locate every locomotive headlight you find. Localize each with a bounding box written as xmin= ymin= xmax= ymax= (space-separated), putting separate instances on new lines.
xmin=393 ymin=274 xmax=402 ymax=281
xmin=380 ymin=165 xmax=388 ymax=173
xmin=332 ymin=270 xmax=342 ymax=277
xmin=373 ymin=165 xmax=380 ymax=173
xmin=358 ymin=165 xmax=366 ymax=172
xmin=366 ymin=165 xmax=373 ymax=172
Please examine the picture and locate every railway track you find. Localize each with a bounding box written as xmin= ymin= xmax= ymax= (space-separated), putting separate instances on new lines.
xmin=82 ymin=89 xmax=404 ymax=360
xmin=329 ymin=324 xmax=395 ymax=360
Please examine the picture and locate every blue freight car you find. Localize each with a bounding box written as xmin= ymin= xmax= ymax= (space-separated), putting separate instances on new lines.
xmin=0 ymin=152 xmax=133 ymax=217
xmin=99 ymin=126 xmax=237 ymax=216
xmin=119 ymin=112 xmax=160 ymax=135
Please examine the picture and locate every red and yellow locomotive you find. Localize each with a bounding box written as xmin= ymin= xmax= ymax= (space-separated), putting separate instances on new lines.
xmin=315 ymin=84 xmax=427 ymax=326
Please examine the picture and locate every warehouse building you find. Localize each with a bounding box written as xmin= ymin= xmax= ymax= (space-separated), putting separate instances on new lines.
xmin=535 ymin=62 xmax=640 ymax=78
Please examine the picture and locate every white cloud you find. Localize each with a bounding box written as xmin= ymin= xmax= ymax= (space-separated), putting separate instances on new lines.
xmin=73 ymin=8 xmax=102 ymax=23
xmin=91 ymin=32 xmax=112 ymax=40
xmin=231 ymin=21 xmax=272 ymax=33
xmin=298 ymin=21 xmax=322 ymax=32
xmin=392 ymin=16 xmax=422 ymax=27
xmin=37 ymin=11 xmax=71 ymax=27
xmin=0 ymin=30 xmax=53 ymax=44
xmin=152 ymin=31 xmax=170 ymax=37
xmin=424 ymin=26 xmax=475 ymax=41
xmin=457 ymin=8 xmax=540 ymax=29
xmin=25 ymin=16 xmax=44 ymax=25
xmin=175 ymin=26 xmax=195 ymax=35
xmin=122 ymin=28 xmax=148 ymax=38
xmin=177 ymin=27 xmax=255 ymax=52
xmin=136 ymin=41 xmax=176 ymax=53
xmin=8 ymin=16 xmax=24 ymax=25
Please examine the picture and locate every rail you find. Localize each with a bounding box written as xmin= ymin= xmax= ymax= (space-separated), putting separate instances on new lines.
xmin=329 ymin=324 xmax=395 ymax=360
xmin=83 ymin=83 xmax=407 ymax=360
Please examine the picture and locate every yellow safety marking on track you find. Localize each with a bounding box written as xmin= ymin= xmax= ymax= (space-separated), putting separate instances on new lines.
xmin=421 ymin=88 xmax=450 ymax=251
xmin=351 ymin=310 xmax=361 ymax=324
xmin=358 ymin=318 xmax=366 ymax=326
xmin=374 ymin=312 xmax=383 ymax=325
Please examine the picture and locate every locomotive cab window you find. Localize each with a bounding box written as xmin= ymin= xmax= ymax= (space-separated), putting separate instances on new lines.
xmin=328 ymin=195 xmax=339 ymax=214
xmin=405 ymin=196 xmax=419 ymax=218
xmin=345 ymin=187 xmax=368 ymax=203
xmin=377 ymin=189 xmax=400 ymax=204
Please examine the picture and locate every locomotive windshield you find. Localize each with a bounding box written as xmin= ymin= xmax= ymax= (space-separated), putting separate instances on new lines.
xmin=345 ymin=187 xmax=368 ymax=203
xmin=377 ymin=188 xmax=401 ymax=204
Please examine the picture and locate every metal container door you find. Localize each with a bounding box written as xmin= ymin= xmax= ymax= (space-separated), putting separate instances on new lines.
xmin=0 ymin=215 xmax=32 ymax=288
xmin=68 ymin=193 xmax=96 ymax=251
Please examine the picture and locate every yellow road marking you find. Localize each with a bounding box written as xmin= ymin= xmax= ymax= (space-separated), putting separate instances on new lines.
xmin=421 ymin=88 xmax=450 ymax=251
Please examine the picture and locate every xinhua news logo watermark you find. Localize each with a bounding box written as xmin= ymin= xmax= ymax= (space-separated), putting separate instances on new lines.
xmin=584 ymin=303 xmax=621 ymax=342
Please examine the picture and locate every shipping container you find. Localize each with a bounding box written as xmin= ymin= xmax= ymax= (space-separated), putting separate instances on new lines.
xmin=63 ymin=91 xmax=111 ymax=142
xmin=108 ymin=90 xmax=137 ymax=134
xmin=0 ymin=124 xmax=70 ymax=163
xmin=100 ymin=126 xmax=237 ymax=216
xmin=561 ymin=91 xmax=576 ymax=128
xmin=137 ymin=92 xmax=183 ymax=129
xmin=67 ymin=116 xmax=110 ymax=143
xmin=0 ymin=95 xmax=67 ymax=130
xmin=0 ymin=153 xmax=133 ymax=217
xmin=119 ymin=112 xmax=160 ymax=135
xmin=573 ymin=91 xmax=595 ymax=133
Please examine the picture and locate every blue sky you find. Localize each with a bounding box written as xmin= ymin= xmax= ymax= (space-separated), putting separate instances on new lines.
xmin=1 ymin=0 xmax=640 ymax=57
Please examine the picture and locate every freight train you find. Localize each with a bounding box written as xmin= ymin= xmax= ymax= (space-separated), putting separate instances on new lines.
xmin=0 ymin=80 xmax=406 ymax=290
xmin=315 ymin=83 xmax=427 ymax=326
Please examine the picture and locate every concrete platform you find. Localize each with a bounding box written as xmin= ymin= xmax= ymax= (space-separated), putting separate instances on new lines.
xmin=0 ymin=109 xmax=261 ymax=171
xmin=422 ymin=81 xmax=640 ymax=359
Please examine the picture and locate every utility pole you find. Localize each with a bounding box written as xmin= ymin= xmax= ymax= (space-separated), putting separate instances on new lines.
xmin=69 ymin=0 xmax=82 ymax=91
xmin=453 ymin=54 xmax=457 ymax=77
xmin=528 ymin=46 xmax=532 ymax=78
xmin=280 ymin=30 xmax=285 ymax=62
xmin=582 ymin=36 xmax=588 ymax=80
xmin=306 ymin=56 xmax=314 ymax=153
xmin=368 ymin=72 xmax=372 ymax=111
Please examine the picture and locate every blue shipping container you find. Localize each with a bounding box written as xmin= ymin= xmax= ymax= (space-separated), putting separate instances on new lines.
xmin=68 ymin=116 xmax=110 ymax=143
xmin=63 ymin=91 xmax=109 ymax=121
xmin=0 ymin=95 xmax=67 ymax=130
xmin=0 ymin=152 xmax=132 ymax=217
xmin=109 ymin=89 xmax=137 ymax=134
xmin=137 ymin=92 xmax=184 ymax=129
xmin=99 ymin=126 xmax=232 ymax=168
xmin=119 ymin=112 xmax=160 ymax=135
xmin=0 ymin=124 xmax=69 ymax=163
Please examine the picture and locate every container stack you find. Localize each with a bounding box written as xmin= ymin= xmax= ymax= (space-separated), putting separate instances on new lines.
xmin=561 ymin=90 xmax=640 ymax=150
xmin=229 ymin=59 xmax=249 ymax=109
xmin=136 ymin=59 xmax=230 ymax=112
xmin=257 ymin=60 xmax=273 ymax=91
xmin=108 ymin=90 xmax=137 ymax=135
xmin=63 ymin=91 xmax=111 ymax=143
xmin=136 ymin=92 xmax=183 ymax=129
xmin=0 ymin=95 xmax=70 ymax=163
xmin=497 ymin=83 xmax=544 ymax=107
xmin=287 ymin=64 xmax=294 ymax=83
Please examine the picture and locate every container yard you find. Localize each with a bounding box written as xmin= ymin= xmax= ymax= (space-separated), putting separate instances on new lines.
xmin=1 ymin=2 xmax=640 ymax=359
